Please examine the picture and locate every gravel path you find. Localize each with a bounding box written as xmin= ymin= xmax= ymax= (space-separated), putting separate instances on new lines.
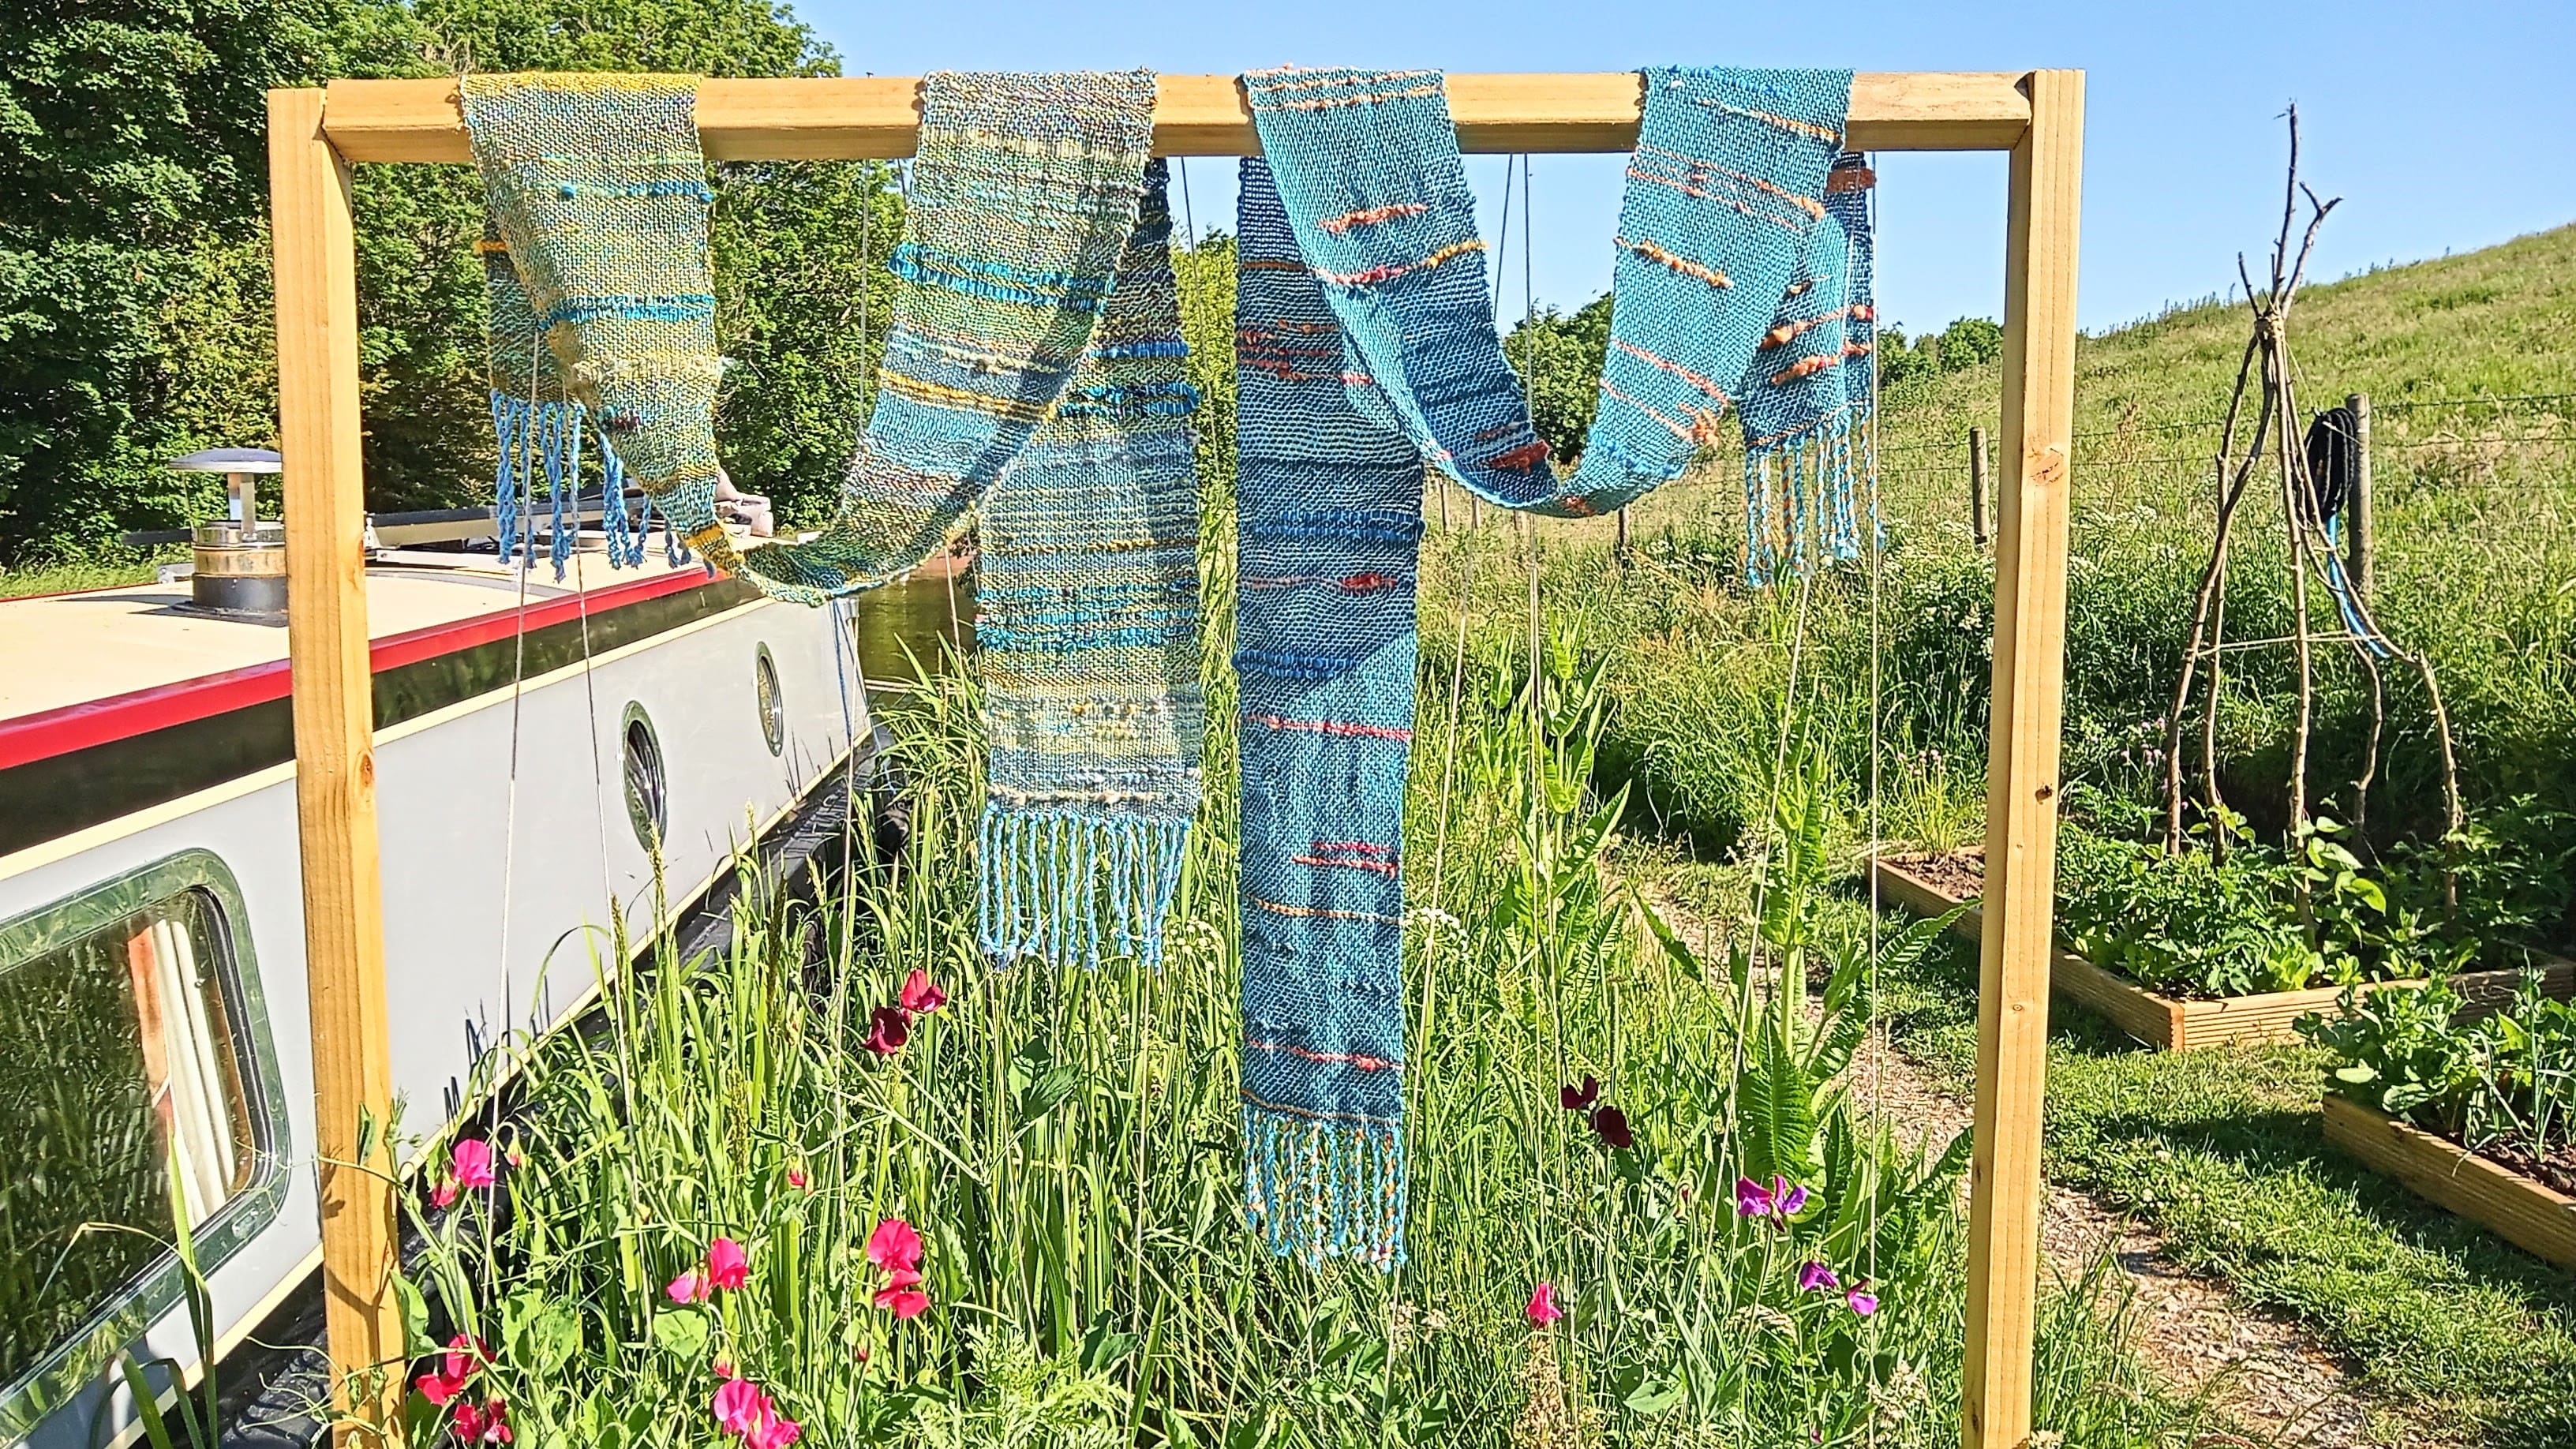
xmin=1638 ymin=874 xmax=2436 ymax=1448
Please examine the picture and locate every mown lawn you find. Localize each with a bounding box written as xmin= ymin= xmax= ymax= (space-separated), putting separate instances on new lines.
xmin=1874 ymin=920 xmax=2576 ymax=1447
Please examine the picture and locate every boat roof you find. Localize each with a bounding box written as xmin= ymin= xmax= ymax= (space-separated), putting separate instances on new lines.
xmin=0 ymin=541 xmax=736 ymax=770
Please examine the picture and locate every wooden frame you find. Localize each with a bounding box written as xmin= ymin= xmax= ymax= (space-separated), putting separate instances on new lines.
xmin=268 ymin=71 xmax=2082 ymax=1449
xmin=2322 ymin=1095 xmax=2576 ymax=1270
xmin=1874 ymin=856 xmax=2576 ymax=1050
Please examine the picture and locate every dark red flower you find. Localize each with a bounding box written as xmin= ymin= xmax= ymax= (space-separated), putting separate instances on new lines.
xmin=1559 ymin=1076 xmax=1600 ymax=1113
xmin=1589 ymin=1105 xmax=1634 ymax=1150
xmin=865 ymin=1006 xmax=910 ymax=1055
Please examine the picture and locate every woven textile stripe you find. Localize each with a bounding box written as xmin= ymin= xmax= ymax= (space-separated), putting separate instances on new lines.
xmin=1583 ymin=68 xmax=1852 ymax=524
xmin=1241 ymin=68 xmax=1553 ymax=511
xmin=978 ymin=161 xmax=1204 ymax=969
xmin=1740 ymin=149 xmax=1877 ymax=582
xmin=460 ymin=74 xmax=731 ymax=576
xmin=736 ymin=72 xmax=1157 ymax=605
xmin=1234 ymin=157 xmax=1417 ymax=1267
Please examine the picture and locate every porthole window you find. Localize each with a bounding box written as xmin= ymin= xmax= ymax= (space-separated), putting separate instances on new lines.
xmin=754 ymin=645 xmax=785 ymax=758
xmin=0 ymin=852 xmax=283 ymax=1413
xmin=623 ymin=706 xmax=668 ymax=850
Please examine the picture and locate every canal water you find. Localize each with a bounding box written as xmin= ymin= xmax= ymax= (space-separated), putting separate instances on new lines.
xmin=845 ymin=567 xmax=974 ymax=685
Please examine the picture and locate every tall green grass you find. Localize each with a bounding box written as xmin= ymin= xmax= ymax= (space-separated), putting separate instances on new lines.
xmin=379 ymin=622 xmax=2200 ymax=1446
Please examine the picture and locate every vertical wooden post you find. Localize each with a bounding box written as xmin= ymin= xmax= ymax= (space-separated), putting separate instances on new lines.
xmin=1964 ymin=69 xmax=2081 ymax=1449
xmin=1615 ymin=505 xmax=1631 ymax=565
xmin=271 ymin=87 xmax=405 ymax=1444
xmin=1968 ymin=425 xmax=1992 ymax=545
xmin=2346 ymin=391 xmax=2372 ymax=601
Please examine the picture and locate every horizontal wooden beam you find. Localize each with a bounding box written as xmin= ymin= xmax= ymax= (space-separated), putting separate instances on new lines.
xmin=320 ymin=70 xmax=2031 ymax=163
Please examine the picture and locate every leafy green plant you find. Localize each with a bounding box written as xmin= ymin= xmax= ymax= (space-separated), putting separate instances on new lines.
xmin=2306 ymin=968 xmax=2576 ymax=1170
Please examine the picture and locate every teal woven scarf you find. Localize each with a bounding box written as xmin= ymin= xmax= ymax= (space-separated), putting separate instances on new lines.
xmin=735 ymin=72 xmax=1160 ymax=604
xmin=739 ymin=73 xmax=1194 ymax=969
xmin=1234 ymin=65 xmax=1857 ymax=1267
xmin=474 ymin=73 xmax=1196 ymax=970
xmin=461 ymin=73 xmax=732 ymax=578
xmin=975 ymin=160 xmax=1204 ymax=969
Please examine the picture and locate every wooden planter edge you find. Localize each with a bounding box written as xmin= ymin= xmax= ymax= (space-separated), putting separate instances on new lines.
xmin=1868 ymin=855 xmax=2574 ymax=1052
xmin=2320 ymin=1093 xmax=2576 ymax=1270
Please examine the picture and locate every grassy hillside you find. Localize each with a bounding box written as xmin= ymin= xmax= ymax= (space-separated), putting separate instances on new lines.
xmin=1506 ymin=221 xmax=2576 ymax=862
xmin=1436 ymin=222 xmax=2576 ymax=1449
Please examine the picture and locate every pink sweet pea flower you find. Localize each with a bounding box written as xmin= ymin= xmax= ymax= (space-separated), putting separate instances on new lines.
xmin=898 ymin=968 xmax=948 ymax=1015
xmin=1526 ymin=1281 xmax=1563 ymax=1327
xmin=864 ymin=1005 xmax=910 ymax=1055
xmin=866 ymin=1218 xmax=923 ymax=1275
xmin=713 ymin=1357 xmax=736 ymax=1381
xmin=1796 ymin=1260 xmax=1840 ymax=1293
xmin=713 ymin=1377 xmax=770 ymax=1436
xmin=873 ymin=1282 xmax=930 ymax=1319
xmin=441 ymin=1334 xmax=486 ymax=1383
xmin=451 ymin=1139 xmax=497 ymax=1191
xmin=1847 ymin=1282 xmax=1878 ymax=1317
xmin=1734 ymin=1174 xmax=1807 ymax=1226
xmin=414 ymin=1368 xmax=467 ymax=1407
xmin=786 ymin=1164 xmax=808 ymax=1191
xmin=430 ymin=1179 xmax=459 ymax=1210
xmin=667 ymin=1270 xmax=711 ymax=1305
xmin=452 ymin=1396 xmax=509 ymax=1444
xmin=746 ymin=1410 xmax=803 ymax=1449
xmin=706 ymin=1237 xmax=750 ymax=1291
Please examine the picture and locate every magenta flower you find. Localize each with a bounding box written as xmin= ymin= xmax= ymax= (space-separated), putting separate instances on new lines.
xmin=706 ymin=1237 xmax=750 ymax=1291
xmin=1796 ymin=1260 xmax=1840 ymax=1293
xmin=713 ymin=1378 xmax=769 ymax=1436
xmin=873 ymin=1275 xmax=930 ymax=1319
xmin=451 ymin=1396 xmax=510 ymax=1445
xmin=899 ymin=968 xmax=949 ymax=1016
xmin=866 ymin=1218 xmax=923 ymax=1275
xmin=414 ymin=1368 xmax=466 ymax=1406
xmin=867 ymin=1217 xmax=930 ymax=1318
xmin=1526 ymin=1281 xmax=1564 ymax=1326
xmin=1847 ymin=1282 xmax=1878 ymax=1316
xmin=451 ymin=1139 xmax=497 ymax=1190
xmin=786 ymin=1164 xmax=808 ymax=1191
xmin=667 ymin=1270 xmax=710 ymax=1305
xmin=1733 ymin=1174 xmax=1808 ymax=1226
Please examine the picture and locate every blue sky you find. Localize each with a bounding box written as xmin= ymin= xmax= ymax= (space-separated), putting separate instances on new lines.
xmin=794 ymin=0 xmax=2573 ymax=338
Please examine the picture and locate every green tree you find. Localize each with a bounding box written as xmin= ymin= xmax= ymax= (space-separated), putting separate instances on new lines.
xmin=0 ymin=0 xmax=361 ymax=556
xmin=1503 ymin=292 xmax=1612 ymax=464
xmin=0 ymin=0 xmax=902 ymax=556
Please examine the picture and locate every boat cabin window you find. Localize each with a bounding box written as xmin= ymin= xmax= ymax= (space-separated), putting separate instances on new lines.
xmin=0 ymin=884 xmax=257 ymax=1386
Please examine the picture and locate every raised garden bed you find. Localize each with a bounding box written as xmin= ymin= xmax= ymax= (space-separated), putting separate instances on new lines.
xmin=1870 ymin=852 xmax=2573 ymax=1051
xmin=2320 ymin=1094 xmax=2576 ymax=1270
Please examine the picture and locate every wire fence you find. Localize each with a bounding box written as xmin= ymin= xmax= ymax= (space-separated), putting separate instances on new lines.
xmin=1870 ymin=390 xmax=2576 ymax=481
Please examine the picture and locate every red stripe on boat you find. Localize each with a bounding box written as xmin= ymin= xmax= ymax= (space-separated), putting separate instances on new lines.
xmin=0 ymin=567 xmax=720 ymax=771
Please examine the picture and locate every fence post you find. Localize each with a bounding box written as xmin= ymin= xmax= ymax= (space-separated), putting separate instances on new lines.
xmin=2346 ymin=391 xmax=2373 ymax=601
xmin=1616 ymin=505 xmax=1631 ymax=565
xmin=1968 ymin=425 xmax=1992 ymax=545
xmin=270 ymin=85 xmax=406 ymax=1445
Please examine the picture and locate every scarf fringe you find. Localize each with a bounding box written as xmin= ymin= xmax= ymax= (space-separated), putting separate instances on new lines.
xmin=1743 ymin=410 xmax=1876 ymax=587
xmin=491 ymin=390 xmax=686 ymax=576
xmin=1241 ymin=1104 xmax=1407 ymax=1269
xmin=977 ymin=807 xmax=1190 ymax=970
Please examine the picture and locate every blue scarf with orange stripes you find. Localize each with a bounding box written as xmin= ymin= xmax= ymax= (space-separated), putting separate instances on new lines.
xmin=1234 ymin=66 xmax=1858 ymax=1267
